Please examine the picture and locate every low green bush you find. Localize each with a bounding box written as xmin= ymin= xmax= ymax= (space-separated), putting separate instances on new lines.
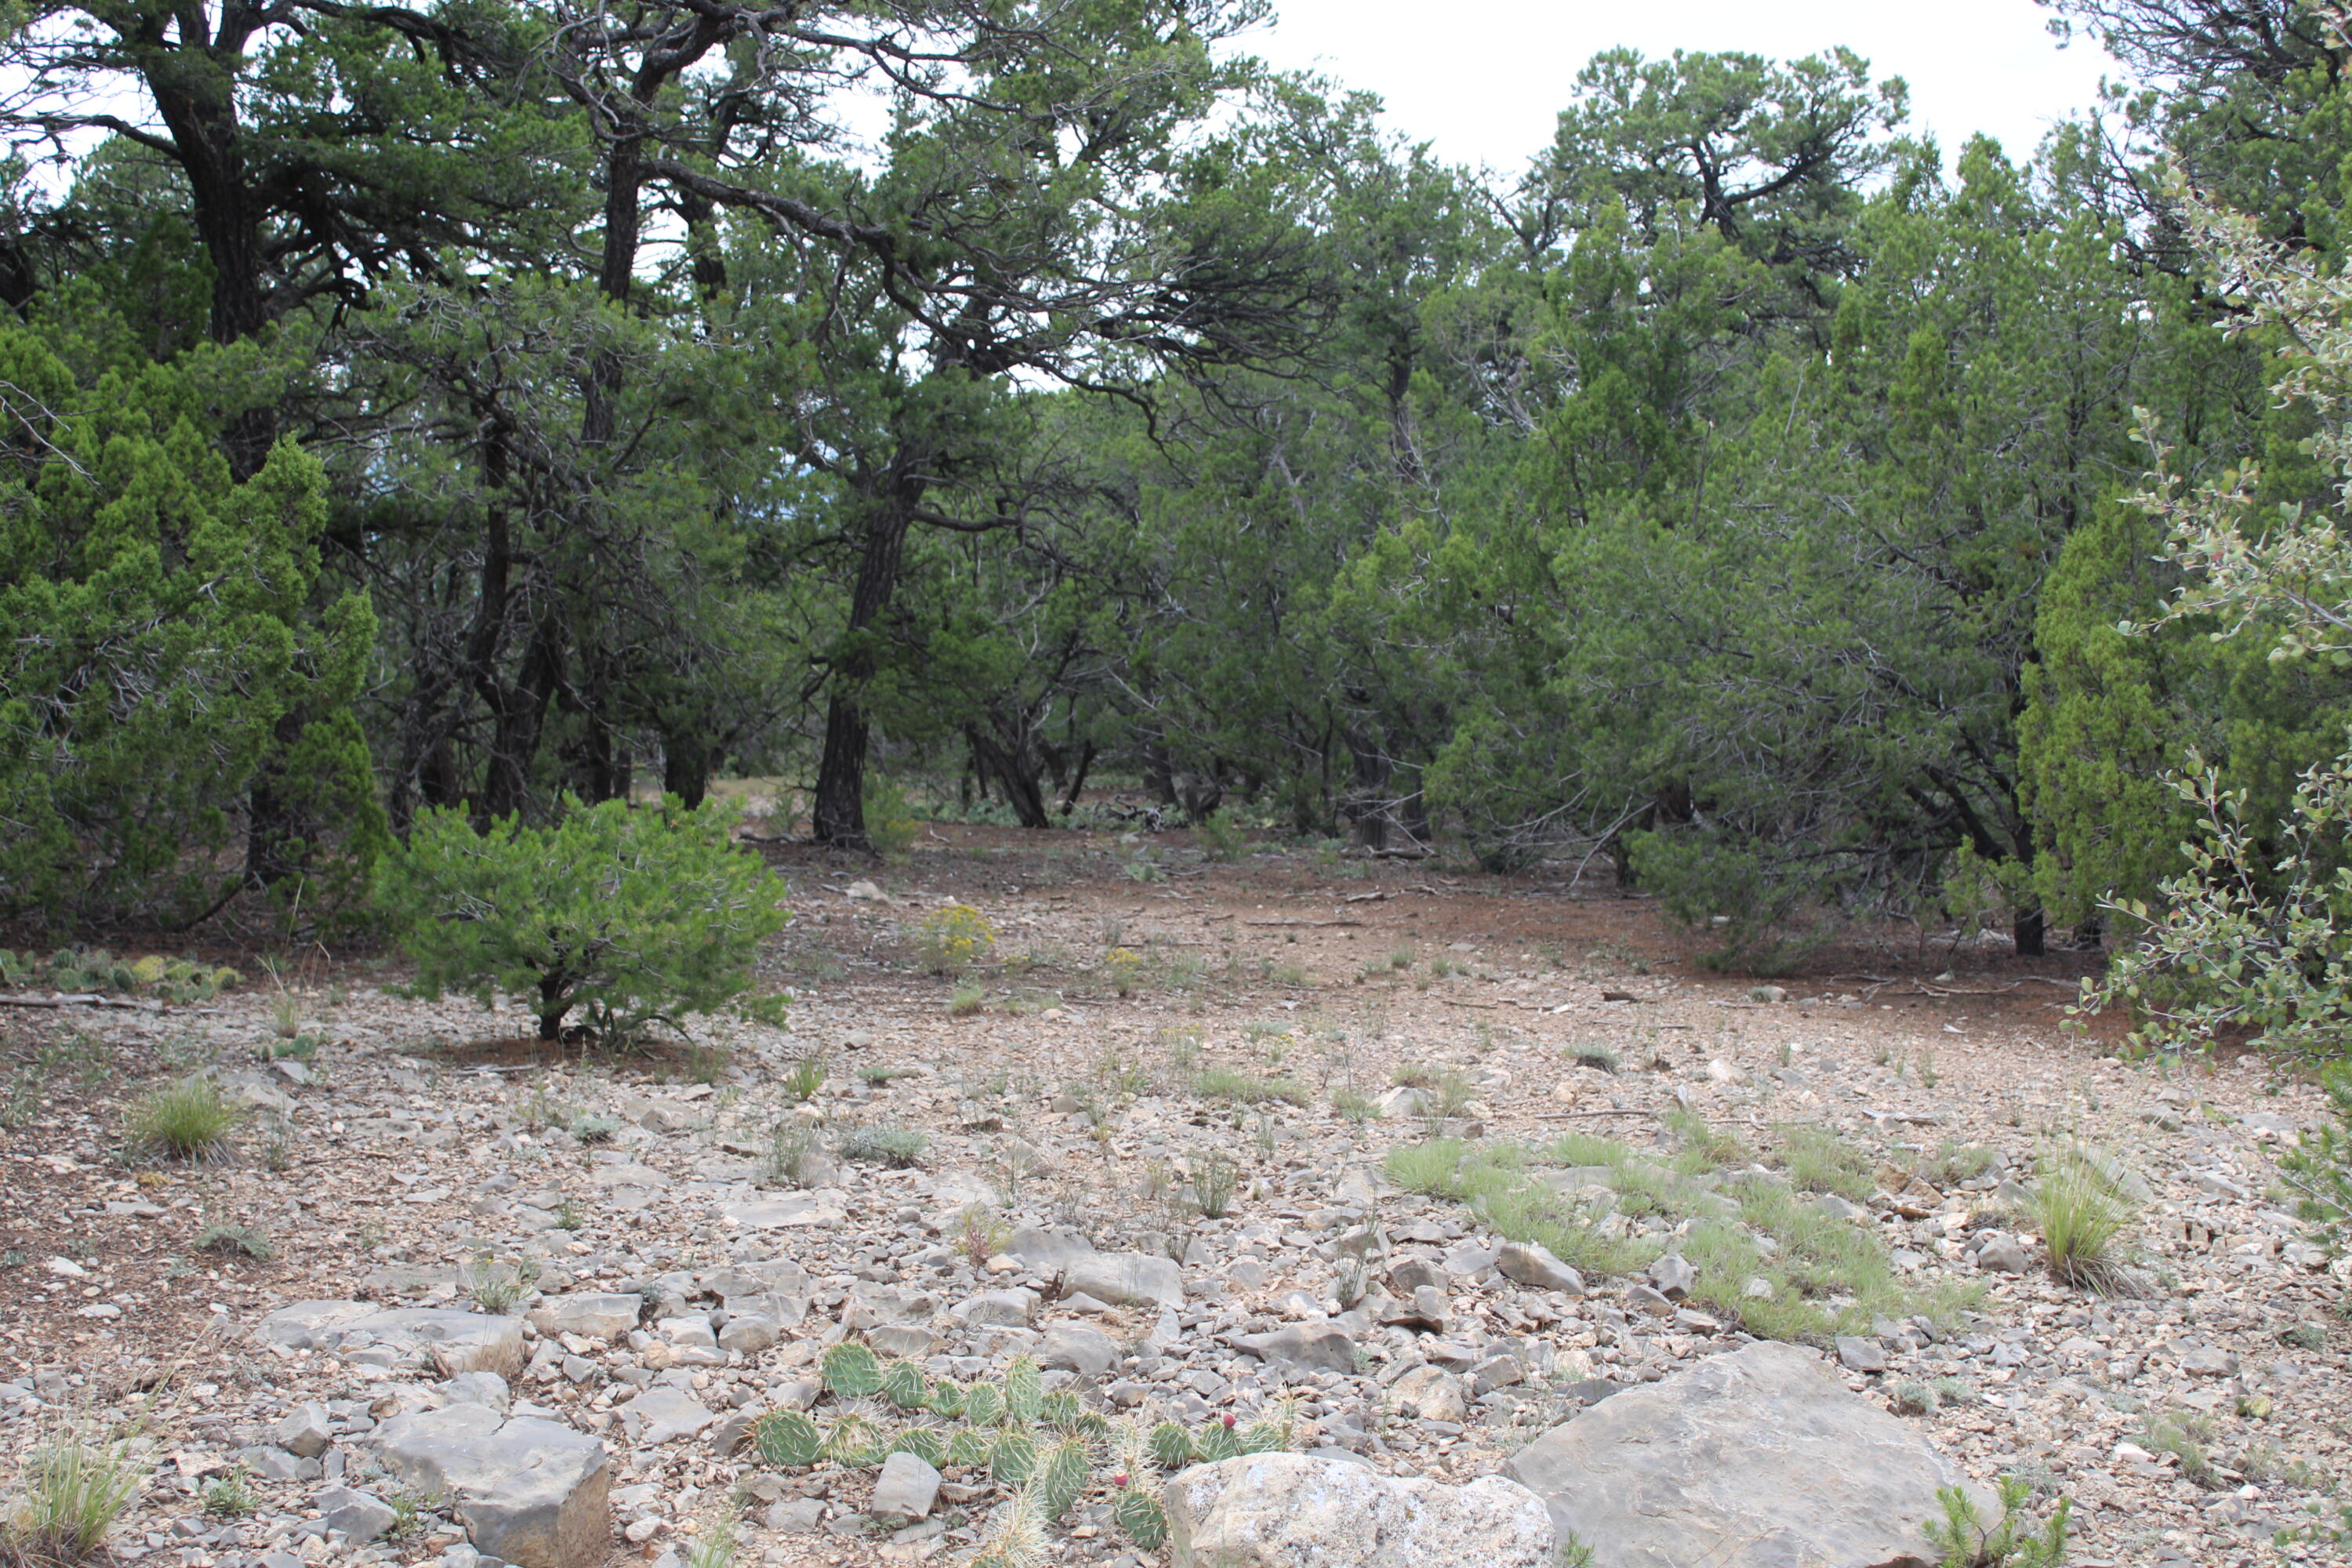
xmin=376 ymin=795 xmax=789 ymax=1045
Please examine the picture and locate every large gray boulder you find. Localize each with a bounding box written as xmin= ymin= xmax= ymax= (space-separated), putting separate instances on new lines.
xmin=374 ymin=1405 xmax=610 ymax=1568
xmin=1166 ymin=1453 xmax=1553 ymax=1568
xmin=1506 ymin=1341 xmax=1994 ymax=1568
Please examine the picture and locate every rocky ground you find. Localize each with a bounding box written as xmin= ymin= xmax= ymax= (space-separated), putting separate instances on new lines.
xmin=2 ymin=822 xmax=2348 ymax=1568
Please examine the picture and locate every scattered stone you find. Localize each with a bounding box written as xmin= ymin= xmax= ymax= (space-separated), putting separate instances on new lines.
xmin=1508 ymin=1341 xmax=1992 ymax=1568
xmin=1494 ymin=1242 xmax=1584 ymax=1295
xmin=622 ymin=1387 xmax=718 ymax=1443
xmin=869 ymin=1451 xmax=942 ymax=1524
xmin=1835 ymin=1336 xmax=1888 ymax=1374
xmin=316 ymin=1486 xmax=397 ymax=1543
xmin=272 ymin=1403 xmax=333 ymax=1459
xmin=1388 ymin=1365 xmax=1466 ymax=1422
xmin=1165 ymin=1452 xmax=1554 ymax=1568
xmin=1647 ymin=1253 xmax=1696 ymax=1299
xmin=1039 ymin=1323 xmax=1120 ymax=1379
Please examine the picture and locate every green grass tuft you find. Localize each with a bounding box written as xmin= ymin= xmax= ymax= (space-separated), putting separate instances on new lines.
xmin=127 ymin=1075 xmax=238 ymax=1163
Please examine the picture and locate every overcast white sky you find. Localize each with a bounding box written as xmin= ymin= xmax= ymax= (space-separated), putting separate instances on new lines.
xmin=1243 ymin=0 xmax=2122 ymax=176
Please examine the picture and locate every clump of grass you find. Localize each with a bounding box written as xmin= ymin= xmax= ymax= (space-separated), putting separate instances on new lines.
xmin=838 ymin=1126 xmax=927 ymax=1168
xmin=1776 ymin=1123 xmax=1875 ymax=1200
xmin=857 ymin=1065 xmax=915 ymax=1086
xmin=1890 ymin=1375 xmax=1975 ymax=1417
xmin=0 ymin=1424 xmax=144 ymax=1564
xmin=1570 ymin=1043 xmax=1621 ymax=1073
xmin=1189 ymin=1068 xmax=1305 ymax=1105
xmin=684 ymin=1045 xmax=731 ymax=1085
xmin=194 ymin=1223 xmax=273 ymax=1261
xmin=949 ymin=983 xmax=986 ymax=1017
xmin=781 ymin=1056 xmax=826 ymax=1102
xmin=2032 ymin=1144 xmax=2138 ymax=1294
xmin=1392 ymin=1062 xmax=1440 ymax=1089
xmin=2140 ymin=1409 xmax=2220 ymax=1488
xmin=1388 ymin=946 xmax=1415 ymax=971
xmin=1662 ymin=1108 xmax=1751 ymax=1172
xmin=127 ymin=1074 xmax=238 ymax=1163
xmin=466 ymin=1254 xmax=540 ymax=1315
xmin=1911 ymin=1140 xmax=1997 ymax=1188
xmin=685 ymin=1515 xmax=738 ymax=1568
xmin=1330 ymin=1087 xmax=1379 ymax=1123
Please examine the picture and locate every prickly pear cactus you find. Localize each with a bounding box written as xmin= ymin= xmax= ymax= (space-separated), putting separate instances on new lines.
xmin=821 ymin=1342 xmax=882 ymax=1399
xmin=751 ymin=1410 xmax=822 ymax=1468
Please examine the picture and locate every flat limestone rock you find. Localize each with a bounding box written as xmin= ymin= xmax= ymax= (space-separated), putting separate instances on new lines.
xmin=1063 ymin=1251 xmax=1184 ymax=1309
xmin=719 ymin=1192 xmax=845 ymax=1229
xmin=255 ymin=1304 xmax=525 ymax=1379
xmin=527 ymin=1294 xmax=642 ymax=1341
xmin=1166 ymin=1453 xmax=1552 ymax=1568
xmin=374 ymin=1405 xmax=610 ymax=1568
xmin=1507 ymin=1341 xmax=1994 ymax=1568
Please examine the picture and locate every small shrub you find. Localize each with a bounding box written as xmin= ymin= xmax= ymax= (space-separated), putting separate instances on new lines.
xmin=2281 ymin=1059 xmax=2352 ymax=1248
xmin=959 ymin=1204 xmax=1007 ymax=1267
xmin=862 ymin=777 xmax=920 ymax=862
xmin=200 ymin=1467 xmax=258 ymax=1520
xmin=1922 ymin=1475 xmax=2070 ymax=1568
xmin=765 ymin=1121 xmax=815 ymax=1186
xmin=2031 ymin=1145 xmax=2136 ymax=1294
xmin=194 ymin=1223 xmax=272 ymax=1261
xmin=127 ymin=1075 xmax=238 ymax=1163
xmin=571 ymin=1112 xmax=620 ymax=1145
xmin=375 ymin=795 xmax=789 ymax=1046
xmin=1193 ymin=811 xmax=1247 ymax=862
xmin=0 ymin=1425 xmax=144 ymax=1565
xmin=1189 ymin=1153 xmax=1238 ymax=1218
xmin=949 ymin=983 xmax=985 ymax=1016
xmin=838 ymin=1126 xmax=927 ymax=1168
xmin=913 ymin=904 xmax=996 ymax=975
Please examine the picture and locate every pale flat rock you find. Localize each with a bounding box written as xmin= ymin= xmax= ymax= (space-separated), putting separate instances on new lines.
xmin=1007 ymin=1225 xmax=1097 ymax=1271
xmin=1495 ymin=1242 xmax=1584 ymax=1295
xmin=1167 ymin=1453 xmax=1552 ymax=1568
xmin=1388 ymin=1364 xmax=1465 ymax=1422
xmin=1232 ymin=1324 xmax=1356 ymax=1375
xmin=373 ymin=1406 xmax=610 ymax=1568
xmin=622 ymin=1387 xmax=717 ymax=1443
xmin=869 ymin=1451 xmax=941 ymax=1524
xmin=1039 ymin=1323 xmax=1120 ymax=1378
xmin=527 ymin=1294 xmax=641 ymax=1340
xmin=720 ymin=1192 xmax=844 ymax=1229
xmin=256 ymin=1304 xmax=525 ymax=1379
xmin=1064 ymin=1250 xmax=1185 ymax=1309
xmin=586 ymin=1163 xmax=670 ymax=1190
xmin=1507 ymin=1341 xmax=1994 ymax=1568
